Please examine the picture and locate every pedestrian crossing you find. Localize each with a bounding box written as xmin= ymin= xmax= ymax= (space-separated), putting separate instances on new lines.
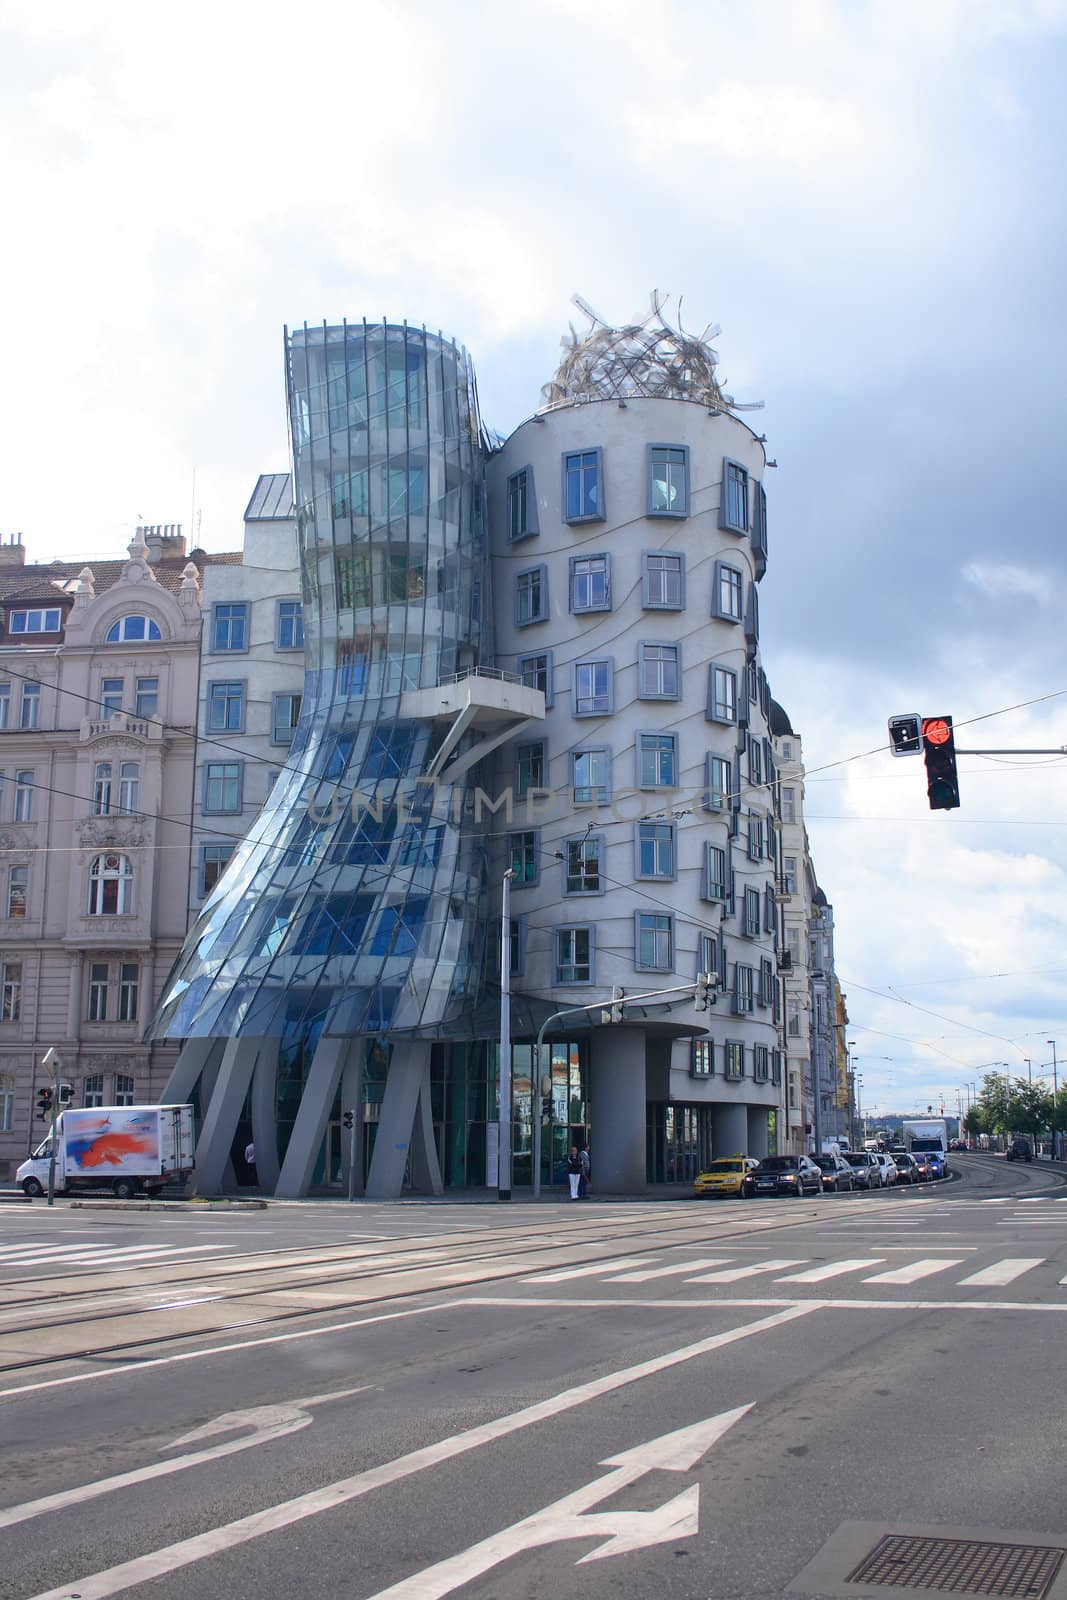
xmin=521 ymin=1250 xmax=1067 ymax=1293
xmin=0 ymin=1242 xmax=229 ymax=1275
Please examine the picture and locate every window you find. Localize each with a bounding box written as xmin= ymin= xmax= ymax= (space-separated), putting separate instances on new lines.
xmin=118 ymin=963 xmax=139 ymax=1022
xmin=648 ymin=445 xmax=689 ymax=516
xmin=698 ymin=932 xmax=719 ymax=984
xmin=747 ymin=812 xmax=764 ymax=861
xmin=13 ymin=770 xmax=33 ymax=822
xmin=563 ymin=449 xmax=603 ymax=523
xmin=638 ymin=642 xmax=680 ymax=699
xmin=712 ymin=561 xmax=743 ymax=622
xmin=743 ymin=886 xmax=761 ymax=938
xmin=781 ymin=740 xmax=793 ymax=761
xmin=573 ymin=658 xmax=613 ymax=716
xmin=745 ymin=584 xmax=759 ymax=644
xmin=752 ymin=480 xmax=768 ymax=571
xmin=20 ymin=683 xmax=40 ymax=729
xmin=721 ymin=459 xmax=749 ymax=533
xmin=107 ymin=614 xmax=162 ymax=644
xmin=204 ymin=762 xmax=243 ymax=814
xmin=749 ymin=737 xmax=763 ymax=788
xmin=0 ymin=1073 xmax=13 ymax=1132
xmin=708 ymin=666 xmax=737 ymax=723
xmin=642 ymin=552 xmax=684 ymax=610
xmin=508 ymin=468 xmax=538 ymax=540
xmin=83 ymin=1074 xmax=105 ymax=1108
xmin=705 ymin=844 xmax=727 ymax=901
xmin=637 ymin=821 xmax=675 ymax=879
xmin=370 ymin=897 xmax=428 ymax=958
xmin=691 ymin=1039 xmax=713 ymax=1077
xmin=781 ymin=786 xmax=796 ymax=824
xmin=0 ymin=683 xmax=8 ymax=728
xmin=88 ymin=853 xmax=133 ymax=915
xmin=212 ymin=603 xmax=249 ymax=652
xmin=705 ymin=753 xmax=730 ymax=811
xmin=786 ymin=925 xmax=801 ymax=965
xmin=114 ymin=1073 xmax=135 ymax=1106
xmin=764 ymin=885 xmax=776 ymax=935
xmin=92 ymin=762 xmax=112 ymax=816
xmin=515 ymin=565 xmax=547 ymax=627
xmin=569 ymin=554 xmax=611 ymax=613
xmin=201 ymin=842 xmax=236 ymax=896
xmin=638 ymin=732 xmax=677 ymax=789
xmin=554 ymin=926 xmax=593 ymax=984
xmin=515 ymin=741 xmax=545 ymax=799
xmin=272 ymin=692 xmax=302 ymax=745
xmin=1 ymin=961 xmax=21 ymax=1022
xmin=565 ymin=835 xmax=602 ymax=894
xmin=734 ymin=964 xmax=754 ymax=1013
xmin=118 ymin=762 xmax=139 ymax=815
xmin=518 ymin=651 xmax=553 ymax=706
xmin=725 ymin=1041 xmax=744 ymax=1080
xmin=331 ymin=468 xmax=370 ymax=520
xmin=783 ymin=857 xmax=797 ymax=895
xmin=10 ymin=607 xmax=62 ymax=633
xmin=753 ymin=1044 xmax=770 ymax=1083
xmin=100 ymin=677 xmax=124 ymax=716
xmin=135 ymin=677 xmax=158 ymax=719
xmin=206 ymin=680 xmax=245 ymax=732
xmin=385 ymin=466 xmax=426 ymax=519
xmin=277 ymin=600 xmax=304 ymax=650
xmin=87 ymin=962 xmax=109 ymax=1021
xmin=7 ymin=865 xmax=27 ymax=917
xmin=636 ymin=911 xmax=674 ymax=971
xmin=572 ymin=747 xmax=610 ymax=806
xmin=509 ymin=830 xmax=539 ymax=886
xmin=787 ymin=1002 xmax=802 ymax=1037
xmin=759 ymin=958 xmax=775 ymax=1007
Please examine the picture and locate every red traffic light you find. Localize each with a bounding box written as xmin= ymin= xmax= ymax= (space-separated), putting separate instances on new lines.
xmin=922 ymin=718 xmax=952 ymax=747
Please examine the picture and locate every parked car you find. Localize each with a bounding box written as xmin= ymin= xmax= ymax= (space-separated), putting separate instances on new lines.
xmin=890 ymin=1152 xmax=919 ymax=1185
xmin=924 ymin=1151 xmax=946 ymax=1180
xmin=843 ymin=1151 xmax=883 ymax=1190
xmin=750 ymin=1155 xmax=823 ymax=1197
xmin=693 ymin=1156 xmax=759 ymax=1199
xmin=910 ymin=1152 xmax=933 ymax=1181
xmin=812 ymin=1152 xmax=856 ymax=1193
xmin=1006 ymin=1137 xmax=1033 ymax=1162
xmin=875 ymin=1153 xmax=900 ymax=1187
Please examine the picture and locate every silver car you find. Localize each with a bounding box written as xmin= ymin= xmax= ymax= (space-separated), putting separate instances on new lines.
xmin=876 ymin=1153 xmax=899 ymax=1187
xmin=843 ymin=1151 xmax=883 ymax=1190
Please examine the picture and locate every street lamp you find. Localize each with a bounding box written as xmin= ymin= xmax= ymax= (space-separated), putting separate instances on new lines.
xmin=1049 ymin=1041 xmax=1059 ymax=1162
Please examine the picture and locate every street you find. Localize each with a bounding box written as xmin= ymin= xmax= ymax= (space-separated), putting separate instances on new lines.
xmin=2 ymin=1154 xmax=1067 ymax=1600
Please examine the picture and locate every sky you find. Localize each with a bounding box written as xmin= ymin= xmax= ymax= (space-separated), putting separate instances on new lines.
xmin=2 ymin=0 xmax=1065 ymax=1119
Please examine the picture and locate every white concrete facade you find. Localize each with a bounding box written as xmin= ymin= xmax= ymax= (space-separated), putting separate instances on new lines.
xmin=773 ymin=719 xmax=815 ymax=1153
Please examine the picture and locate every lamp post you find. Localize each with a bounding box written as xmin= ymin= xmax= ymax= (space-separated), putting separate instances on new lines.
xmin=847 ymin=1040 xmax=856 ymax=1146
xmin=1049 ymin=1041 xmax=1059 ymax=1162
xmin=498 ymin=869 xmax=514 ymax=1201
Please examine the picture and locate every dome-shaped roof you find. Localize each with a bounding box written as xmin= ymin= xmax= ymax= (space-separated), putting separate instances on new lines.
xmin=541 ymin=292 xmax=763 ymax=414
xmin=768 ymin=698 xmax=795 ymax=737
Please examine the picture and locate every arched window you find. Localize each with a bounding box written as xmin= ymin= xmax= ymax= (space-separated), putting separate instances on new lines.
xmin=88 ymin=853 xmax=133 ymax=915
xmin=105 ymin=615 xmax=161 ymax=644
xmin=0 ymin=1073 xmax=13 ymax=1133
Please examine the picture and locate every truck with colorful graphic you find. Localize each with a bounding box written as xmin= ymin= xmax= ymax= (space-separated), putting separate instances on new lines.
xmin=16 ymin=1105 xmax=195 ymax=1198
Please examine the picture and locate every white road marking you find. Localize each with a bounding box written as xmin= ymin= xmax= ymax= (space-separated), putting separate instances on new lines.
xmin=363 ymin=1406 xmax=752 ymax=1599
xmin=685 ymin=1259 xmax=807 ymax=1283
xmin=23 ymin=1308 xmax=810 ymax=1600
xmin=0 ymin=1243 xmax=227 ymax=1267
xmin=605 ymin=1259 xmax=732 ymax=1283
xmin=0 ymin=1384 xmax=370 ymax=1529
xmin=471 ymin=1294 xmax=1067 ymax=1314
xmin=863 ymin=1259 xmax=966 ymax=1284
xmin=775 ymin=1259 xmax=886 ymax=1283
xmin=522 ymin=1257 xmax=656 ymax=1283
xmin=957 ymin=1259 xmax=1045 ymax=1287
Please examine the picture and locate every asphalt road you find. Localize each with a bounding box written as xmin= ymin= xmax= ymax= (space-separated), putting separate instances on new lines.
xmin=2 ymin=1154 xmax=1067 ymax=1600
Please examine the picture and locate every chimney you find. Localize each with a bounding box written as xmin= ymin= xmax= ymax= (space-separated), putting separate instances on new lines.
xmin=0 ymin=533 xmax=26 ymax=568
xmin=142 ymin=523 xmax=186 ymax=563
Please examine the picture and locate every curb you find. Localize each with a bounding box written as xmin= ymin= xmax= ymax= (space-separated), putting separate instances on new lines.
xmin=67 ymin=1198 xmax=269 ymax=1212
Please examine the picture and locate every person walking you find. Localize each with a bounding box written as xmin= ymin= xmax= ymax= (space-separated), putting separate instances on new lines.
xmin=566 ymin=1147 xmax=581 ymax=1201
xmin=578 ymin=1145 xmax=591 ymax=1199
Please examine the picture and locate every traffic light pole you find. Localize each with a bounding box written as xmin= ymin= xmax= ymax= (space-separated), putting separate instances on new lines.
xmin=41 ymin=1049 xmax=60 ymax=1208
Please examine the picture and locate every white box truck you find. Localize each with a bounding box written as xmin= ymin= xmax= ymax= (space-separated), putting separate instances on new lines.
xmin=16 ymin=1105 xmax=195 ymax=1199
xmin=902 ymin=1117 xmax=950 ymax=1169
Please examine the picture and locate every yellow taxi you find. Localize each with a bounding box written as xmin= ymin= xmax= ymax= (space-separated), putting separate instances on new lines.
xmin=693 ymin=1155 xmax=759 ymax=1199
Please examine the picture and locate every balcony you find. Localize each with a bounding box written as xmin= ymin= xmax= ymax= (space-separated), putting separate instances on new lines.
xmin=400 ymin=666 xmax=546 ymax=780
xmin=80 ymin=713 xmax=164 ymax=744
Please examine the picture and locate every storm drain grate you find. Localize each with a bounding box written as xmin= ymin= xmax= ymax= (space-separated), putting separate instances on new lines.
xmin=847 ymin=1535 xmax=1065 ymax=1597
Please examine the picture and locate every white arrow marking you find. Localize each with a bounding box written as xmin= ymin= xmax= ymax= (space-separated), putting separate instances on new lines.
xmin=0 ymin=1384 xmax=369 ymax=1530
xmin=363 ymin=1405 xmax=752 ymax=1599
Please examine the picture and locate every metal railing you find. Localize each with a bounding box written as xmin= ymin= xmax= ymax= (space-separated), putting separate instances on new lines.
xmin=437 ymin=665 xmax=522 ymax=688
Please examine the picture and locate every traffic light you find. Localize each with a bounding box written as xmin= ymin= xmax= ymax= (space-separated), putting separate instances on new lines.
xmin=922 ymin=716 xmax=960 ymax=811
xmin=694 ymin=972 xmax=712 ymax=1012
xmin=36 ymin=1087 xmax=53 ymax=1121
xmin=888 ymin=714 xmax=923 ymax=756
xmin=601 ymin=986 xmax=625 ymax=1025
xmin=58 ymin=1082 xmax=74 ymax=1106
xmin=342 ymin=1109 xmax=355 ymax=1131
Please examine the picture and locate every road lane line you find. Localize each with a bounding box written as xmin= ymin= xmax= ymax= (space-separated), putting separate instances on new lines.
xmin=685 ymin=1259 xmax=807 ymax=1284
xmin=775 ymin=1259 xmax=885 ymax=1283
xmin=863 ymin=1259 xmax=965 ymax=1284
xmin=957 ymin=1259 xmax=1045 ymax=1287
xmin=522 ymin=1257 xmax=656 ymax=1283
xmin=605 ymin=1259 xmax=731 ymax=1283
xmin=22 ymin=1305 xmax=815 ymax=1600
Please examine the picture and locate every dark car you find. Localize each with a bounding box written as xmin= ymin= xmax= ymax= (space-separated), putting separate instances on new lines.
xmin=842 ymin=1151 xmax=882 ymax=1190
xmin=924 ymin=1151 xmax=946 ymax=1180
xmin=890 ymin=1152 xmax=919 ymax=1185
xmin=751 ymin=1155 xmax=823 ymax=1197
xmin=812 ymin=1152 xmax=855 ymax=1193
xmin=910 ymin=1152 xmax=933 ymax=1181
xmin=1006 ymin=1137 xmax=1033 ymax=1162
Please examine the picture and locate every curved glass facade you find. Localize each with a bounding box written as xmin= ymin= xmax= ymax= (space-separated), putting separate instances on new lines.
xmin=148 ymin=322 xmax=491 ymax=1044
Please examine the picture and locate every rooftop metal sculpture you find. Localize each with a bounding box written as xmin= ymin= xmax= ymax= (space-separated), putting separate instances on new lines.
xmin=541 ymin=291 xmax=763 ymax=413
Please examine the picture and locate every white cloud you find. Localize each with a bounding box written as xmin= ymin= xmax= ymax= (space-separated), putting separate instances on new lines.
xmin=961 ymin=561 xmax=1054 ymax=602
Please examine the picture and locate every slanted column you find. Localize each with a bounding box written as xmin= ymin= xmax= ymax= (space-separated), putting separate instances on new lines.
xmin=275 ymin=1037 xmax=350 ymax=1198
xmin=366 ymin=1041 xmax=435 ymax=1199
xmin=190 ymin=1038 xmax=260 ymax=1195
xmin=159 ymin=1036 xmax=219 ymax=1107
xmin=712 ymin=1104 xmax=748 ymax=1159
xmin=589 ymin=1029 xmax=647 ymax=1194
xmin=340 ymin=1047 xmax=365 ymax=1198
xmin=250 ymin=1038 xmax=281 ymax=1192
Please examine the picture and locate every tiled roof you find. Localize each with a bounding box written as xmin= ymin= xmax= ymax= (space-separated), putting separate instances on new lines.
xmin=0 ymin=549 xmax=242 ymax=605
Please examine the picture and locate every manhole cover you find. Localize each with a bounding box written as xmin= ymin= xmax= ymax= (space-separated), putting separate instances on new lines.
xmin=847 ymin=1534 xmax=1065 ymax=1597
